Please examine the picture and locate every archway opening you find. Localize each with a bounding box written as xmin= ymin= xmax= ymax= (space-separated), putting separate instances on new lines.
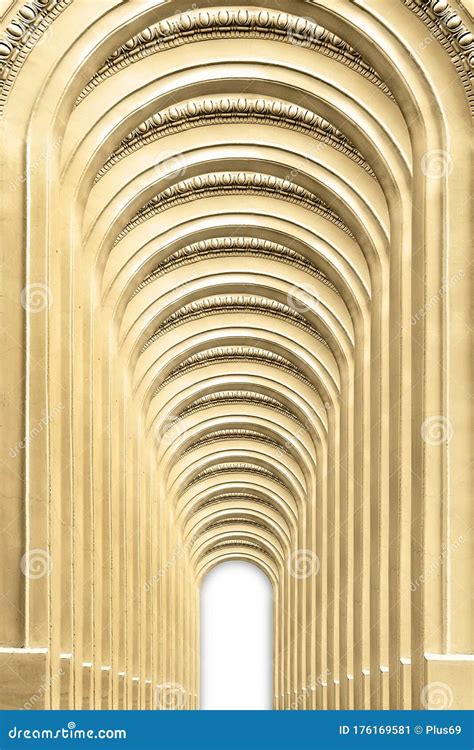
xmin=200 ymin=561 xmax=273 ymax=710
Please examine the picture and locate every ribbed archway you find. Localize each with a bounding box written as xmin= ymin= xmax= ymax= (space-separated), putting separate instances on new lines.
xmin=0 ymin=0 xmax=472 ymax=711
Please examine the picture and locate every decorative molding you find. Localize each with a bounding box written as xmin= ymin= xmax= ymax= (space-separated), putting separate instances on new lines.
xmin=95 ymin=96 xmax=374 ymax=181
xmin=133 ymin=237 xmax=339 ymax=296
xmin=209 ymin=539 xmax=272 ymax=559
xmin=175 ymin=390 xmax=306 ymax=426
xmin=0 ymin=0 xmax=73 ymax=114
xmin=76 ymin=9 xmax=392 ymax=105
xmin=205 ymin=517 xmax=271 ymax=533
xmin=160 ymin=344 xmax=302 ymax=365
xmin=188 ymin=462 xmax=285 ymax=488
xmin=114 ymin=172 xmax=354 ymax=246
xmin=196 ymin=493 xmax=278 ymax=514
xmin=182 ymin=429 xmax=288 ymax=456
xmin=1 ymin=3 xmax=470 ymax=118
xmin=402 ymin=0 xmax=473 ymax=110
xmin=144 ymin=298 xmax=329 ymax=349
xmin=153 ymin=345 xmax=325 ymax=400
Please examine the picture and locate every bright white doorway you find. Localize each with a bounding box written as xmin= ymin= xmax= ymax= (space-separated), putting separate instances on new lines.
xmin=200 ymin=560 xmax=273 ymax=710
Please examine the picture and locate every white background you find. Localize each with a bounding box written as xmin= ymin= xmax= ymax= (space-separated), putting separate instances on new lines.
xmin=200 ymin=560 xmax=273 ymax=710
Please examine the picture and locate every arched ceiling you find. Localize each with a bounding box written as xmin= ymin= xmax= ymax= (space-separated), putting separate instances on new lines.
xmin=61 ymin=2 xmax=403 ymax=586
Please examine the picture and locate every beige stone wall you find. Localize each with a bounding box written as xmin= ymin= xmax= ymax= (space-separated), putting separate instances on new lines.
xmin=0 ymin=0 xmax=472 ymax=710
